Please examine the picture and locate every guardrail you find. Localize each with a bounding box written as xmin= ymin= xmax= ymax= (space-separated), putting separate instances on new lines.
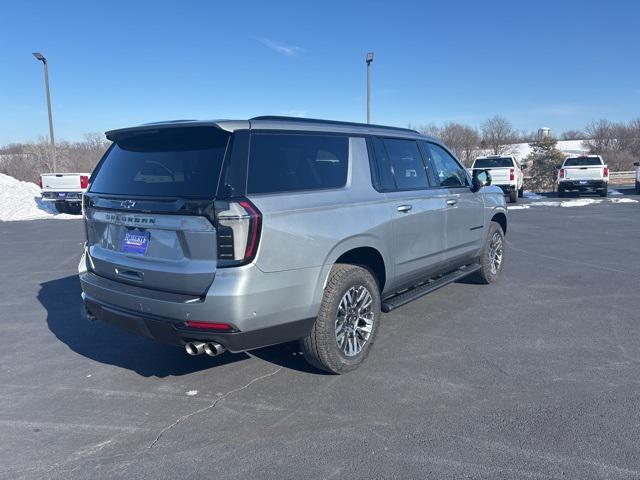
xmin=609 ymin=171 xmax=635 ymax=184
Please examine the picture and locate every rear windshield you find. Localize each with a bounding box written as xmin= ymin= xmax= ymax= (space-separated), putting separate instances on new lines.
xmin=473 ymin=157 xmax=514 ymax=168
xmin=564 ymin=157 xmax=602 ymax=166
xmin=90 ymin=127 xmax=230 ymax=197
xmin=247 ymin=133 xmax=349 ymax=194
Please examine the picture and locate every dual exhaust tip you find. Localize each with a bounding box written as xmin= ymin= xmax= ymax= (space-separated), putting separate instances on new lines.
xmin=185 ymin=341 xmax=226 ymax=357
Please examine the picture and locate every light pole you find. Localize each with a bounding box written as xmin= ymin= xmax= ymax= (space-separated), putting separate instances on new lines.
xmin=32 ymin=52 xmax=56 ymax=171
xmin=366 ymin=52 xmax=374 ymax=124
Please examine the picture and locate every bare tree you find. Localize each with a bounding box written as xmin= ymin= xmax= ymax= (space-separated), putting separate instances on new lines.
xmin=437 ymin=123 xmax=480 ymax=165
xmin=561 ymin=130 xmax=584 ymax=140
xmin=583 ymin=119 xmax=618 ymax=153
xmin=481 ymin=116 xmax=516 ymax=154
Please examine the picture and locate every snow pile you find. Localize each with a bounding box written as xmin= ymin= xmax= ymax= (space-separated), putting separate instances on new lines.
xmin=0 ymin=173 xmax=79 ymax=221
xmin=508 ymin=197 xmax=638 ymax=210
xmin=523 ymin=191 xmax=544 ymax=199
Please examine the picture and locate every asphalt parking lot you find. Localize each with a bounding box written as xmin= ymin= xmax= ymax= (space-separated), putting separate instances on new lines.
xmin=1 ymin=188 xmax=639 ymax=479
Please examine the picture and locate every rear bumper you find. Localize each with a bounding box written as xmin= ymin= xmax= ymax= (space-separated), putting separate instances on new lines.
xmin=82 ymin=293 xmax=314 ymax=351
xmin=78 ymin=256 xmax=322 ymax=351
xmin=559 ymin=180 xmax=607 ymax=191
xmin=41 ymin=191 xmax=83 ymax=202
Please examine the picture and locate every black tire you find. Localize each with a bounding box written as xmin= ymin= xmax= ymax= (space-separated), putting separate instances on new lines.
xmin=54 ymin=201 xmax=67 ymax=213
xmin=599 ymin=186 xmax=608 ymax=197
xmin=518 ymin=187 xmax=524 ymax=198
xmin=470 ymin=221 xmax=505 ymax=285
xmin=636 ymin=181 xmax=640 ymax=194
xmin=508 ymin=189 xmax=518 ymax=204
xmin=557 ymin=186 xmax=565 ymax=198
xmin=66 ymin=203 xmax=82 ymax=215
xmin=301 ymin=264 xmax=381 ymax=374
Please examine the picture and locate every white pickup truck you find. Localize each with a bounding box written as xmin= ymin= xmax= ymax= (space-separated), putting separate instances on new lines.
xmin=471 ymin=155 xmax=524 ymax=203
xmin=39 ymin=172 xmax=91 ymax=213
xmin=557 ymin=155 xmax=608 ymax=197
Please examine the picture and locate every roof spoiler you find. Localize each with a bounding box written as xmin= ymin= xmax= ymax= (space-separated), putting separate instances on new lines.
xmin=105 ymin=121 xmax=229 ymax=142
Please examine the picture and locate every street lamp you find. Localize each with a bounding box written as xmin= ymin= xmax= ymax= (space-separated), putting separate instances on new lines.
xmin=32 ymin=52 xmax=56 ymax=171
xmin=366 ymin=52 xmax=374 ymax=124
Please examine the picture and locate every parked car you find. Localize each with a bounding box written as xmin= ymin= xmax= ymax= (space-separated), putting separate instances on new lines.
xmin=79 ymin=117 xmax=508 ymax=373
xmin=40 ymin=172 xmax=91 ymax=213
xmin=634 ymin=161 xmax=639 ymax=194
xmin=557 ymin=155 xmax=608 ymax=197
xmin=471 ymin=155 xmax=524 ymax=203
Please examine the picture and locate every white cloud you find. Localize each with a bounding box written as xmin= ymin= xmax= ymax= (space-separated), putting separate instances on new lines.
xmin=256 ymin=37 xmax=304 ymax=57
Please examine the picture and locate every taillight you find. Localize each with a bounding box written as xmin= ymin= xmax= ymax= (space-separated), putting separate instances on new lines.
xmin=214 ymin=198 xmax=262 ymax=267
xmin=80 ymin=175 xmax=89 ymax=189
xmin=509 ymin=168 xmax=515 ymax=181
xmin=559 ymin=169 xmax=565 ymax=179
xmin=603 ymin=167 xmax=609 ymax=178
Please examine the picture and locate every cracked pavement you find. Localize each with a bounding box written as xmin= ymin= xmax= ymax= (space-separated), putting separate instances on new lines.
xmin=1 ymin=192 xmax=639 ymax=479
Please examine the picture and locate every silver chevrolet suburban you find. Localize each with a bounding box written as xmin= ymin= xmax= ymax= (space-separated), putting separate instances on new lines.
xmin=79 ymin=117 xmax=507 ymax=373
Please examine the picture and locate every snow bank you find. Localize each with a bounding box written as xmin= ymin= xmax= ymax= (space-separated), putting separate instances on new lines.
xmin=0 ymin=174 xmax=79 ymax=221
xmin=504 ymin=140 xmax=589 ymax=162
xmin=508 ymin=196 xmax=638 ymax=210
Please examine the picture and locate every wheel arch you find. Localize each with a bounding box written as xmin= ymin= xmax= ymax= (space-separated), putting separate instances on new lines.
xmin=491 ymin=211 xmax=507 ymax=234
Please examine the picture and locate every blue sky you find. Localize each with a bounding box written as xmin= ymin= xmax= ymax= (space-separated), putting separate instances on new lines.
xmin=1 ymin=0 xmax=639 ymax=144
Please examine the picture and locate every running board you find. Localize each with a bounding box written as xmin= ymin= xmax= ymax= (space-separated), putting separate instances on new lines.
xmin=381 ymin=264 xmax=481 ymax=313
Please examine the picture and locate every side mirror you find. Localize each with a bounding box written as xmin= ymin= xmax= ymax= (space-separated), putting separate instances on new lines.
xmin=471 ymin=169 xmax=491 ymax=192
xmin=521 ymin=164 xmax=528 ymax=170
xmin=634 ymin=162 xmax=639 ymax=167
xmin=556 ymin=165 xmax=562 ymax=170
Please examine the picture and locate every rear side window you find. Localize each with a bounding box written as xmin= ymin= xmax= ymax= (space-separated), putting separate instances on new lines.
xmin=473 ymin=157 xmax=514 ymax=168
xmin=424 ymin=143 xmax=468 ymax=188
xmin=90 ymin=127 xmax=230 ymax=197
xmin=382 ymin=138 xmax=429 ymax=190
xmin=564 ymin=157 xmax=602 ymax=166
xmin=247 ymin=133 xmax=348 ymax=194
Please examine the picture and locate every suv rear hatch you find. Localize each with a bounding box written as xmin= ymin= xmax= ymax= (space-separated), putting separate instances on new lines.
xmin=84 ymin=125 xmax=236 ymax=296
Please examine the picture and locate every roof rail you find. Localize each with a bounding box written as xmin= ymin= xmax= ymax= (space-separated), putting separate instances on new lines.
xmin=250 ymin=116 xmax=419 ymax=134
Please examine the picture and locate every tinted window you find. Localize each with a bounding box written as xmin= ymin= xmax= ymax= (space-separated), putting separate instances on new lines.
xmin=248 ymin=134 xmax=348 ymax=194
xmin=425 ymin=143 xmax=468 ymax=187
xmin=383 ymin=138 xmax=429 ymax=190
xmin=90 ymin=127 xmax=230 ymax=197
xmin=564 ymin=157 xmax=602 ymax=166
xmin=370 ymin=137 xmax=396 ymax=191
xmin=473 ymin=157 xmax=514 ymax=168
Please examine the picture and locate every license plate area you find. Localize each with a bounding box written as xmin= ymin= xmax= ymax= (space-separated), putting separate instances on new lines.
xmin=121 ymin=229 xmax=150 ymax=255
xmin=579 ymin=180 xmax=588 ymax=185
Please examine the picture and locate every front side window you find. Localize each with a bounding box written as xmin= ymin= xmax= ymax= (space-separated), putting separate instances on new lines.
xmin=382 ymin=138 xmax=429 ymax=190
xmin=247 ymin=134 xmax=348 ymax=194
xmin=425 ymin=143 xmax=468 ymax=188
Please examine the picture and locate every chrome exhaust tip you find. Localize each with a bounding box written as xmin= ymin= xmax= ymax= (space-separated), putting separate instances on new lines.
xmin=185 ymin=342 xmax=205 ymax=356
xmin=204 ymin=342 xmax=226 ymax=357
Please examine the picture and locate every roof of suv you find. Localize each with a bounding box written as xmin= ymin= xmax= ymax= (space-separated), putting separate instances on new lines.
xmin=105 ymin=116 xmax=435 ymax=142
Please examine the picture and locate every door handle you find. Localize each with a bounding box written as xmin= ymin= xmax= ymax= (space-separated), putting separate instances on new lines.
xmin=397 ymin=204 xmax=412 ymax=213
xmin=446 ymin=199 xmax=458 ymax=206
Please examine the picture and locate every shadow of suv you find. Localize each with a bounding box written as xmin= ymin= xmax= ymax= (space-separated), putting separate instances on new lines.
xmin=80 ymin=116 xmax=508 ymax=373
